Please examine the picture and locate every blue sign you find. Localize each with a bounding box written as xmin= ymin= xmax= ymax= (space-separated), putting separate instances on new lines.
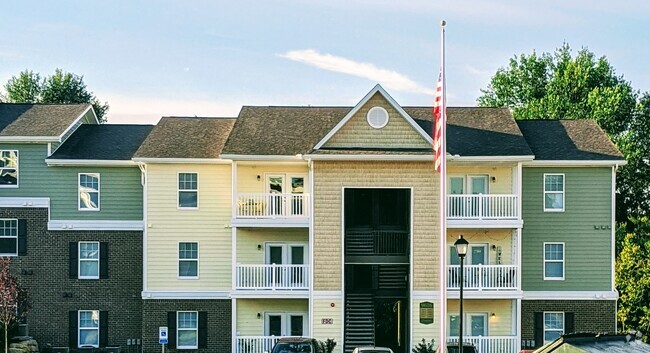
xmin=159 ymin=326 xmax=169 ymax=344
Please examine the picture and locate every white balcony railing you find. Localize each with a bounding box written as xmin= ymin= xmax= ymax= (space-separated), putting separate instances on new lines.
xmin=237 ymin=193 xmax=309 ymax=218
xmin=447 ymin=194 xmax=518 ymax=220
xmin=447 ymin=265 xmax=518 ymax=291
xmin=236 ymin=336 xmax=282 ymax=353
xmin=447 ymin=336 xmax=518 ymax=353
xmin=236 ymin=264 xmax=309 ymax=290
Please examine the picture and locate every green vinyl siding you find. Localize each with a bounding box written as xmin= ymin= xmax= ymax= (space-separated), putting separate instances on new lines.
xmin=0 ymin=143 xmax=142 ymax=220
xmin=521 ymin=167 xmax=613 ymax=291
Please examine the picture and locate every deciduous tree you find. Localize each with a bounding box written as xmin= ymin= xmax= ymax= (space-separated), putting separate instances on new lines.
xmin=0 ymin=257 xmax=30 ymax=353
xmin=3 ymin=69 xmax=109 ymax=122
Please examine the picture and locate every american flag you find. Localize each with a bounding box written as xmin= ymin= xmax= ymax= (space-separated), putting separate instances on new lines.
xmin=433 ymin=70 xmax=443 ymax=173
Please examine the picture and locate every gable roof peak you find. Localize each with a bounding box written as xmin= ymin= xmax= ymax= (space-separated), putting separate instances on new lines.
xmin=312 ymin=84 xmax=433 ymax=150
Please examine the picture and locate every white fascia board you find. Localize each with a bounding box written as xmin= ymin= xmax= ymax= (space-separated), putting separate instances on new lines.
xmin=48 ymin=220 xmax=144 ymax=231
xmin=141 ymin=291 xmax=231 ymax=299
xmin=0 ymin=197 xmax=50 ymax=208
xmin=412 ymin=291 xmax=441 ymax=300
xmin=0 ymin=136 xmax=59 ymax=142
xmin=45 ymin=159 xmax=136 ymax=167
xmin=446 ymin=291 xmax=523 ymax=300
xmin=57 ymin=105 xmax=96 ymax=141
xmin=231 ymin=291 xmax=310 ymax=299
xmin=449 ymin=155 xmax=535 ymax=162
xmin=303 ymin=154 xmax=434 ymax=161
xmin=522 ymin=291 xmax=618 ymax=300
xmin=312 ymin=291 xmax=343 ymax=299
xmin=131 ymin=158 xmax=231 ymax=164
xmin=219 ymin=154 xmax=304 ymax=161
xmin=523 ymin=160 xmax=627 ymax=167
xmin=313 ymin=84 xmax=432 ymax=150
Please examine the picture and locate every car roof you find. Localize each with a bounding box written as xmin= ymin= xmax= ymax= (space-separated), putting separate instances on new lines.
xmin=277 ymin=337 xmax=315 ymax=343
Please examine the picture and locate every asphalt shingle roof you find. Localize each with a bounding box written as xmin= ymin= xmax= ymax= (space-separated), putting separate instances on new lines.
xmin=0 ymin=103 xmax=91 ymax=137
xmin=49 ymin=124 xmax=154 ymax=160
xmin=517 ymin=119 xmax=625 ymax=160
xmin=134 ymin=117 xmax=236 ymax=159
xmin=222 ymin=106 xmax=349 ymax=155
xmin=405 ymin=107 xmax=534 ymax=157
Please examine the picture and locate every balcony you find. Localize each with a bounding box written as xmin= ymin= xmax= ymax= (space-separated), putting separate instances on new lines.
xmin=447 ymin=265 xmax=518 ymax=291
xmin=236 ymin=336 xmax=282 ymax=353
xmin=447 ymin=336 xmax=518 ymax=353
xmin=234 ymin=193 xmax=310 ymax=227
xmin=236 ymin=264 xmax=309 ymax=293
xmin=447 ymin=194 xmax=520 ymax=228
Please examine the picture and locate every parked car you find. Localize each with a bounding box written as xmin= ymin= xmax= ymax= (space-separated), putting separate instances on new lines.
xmin=270 ymin=337 xmax=321 ymax=353
xmin=351 ymin=347 xmax=394 ymax=353
xmin=435 ymin=343 xmax=478 ymax=353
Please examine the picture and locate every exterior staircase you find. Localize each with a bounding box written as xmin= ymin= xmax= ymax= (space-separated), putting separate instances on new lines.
xmin=344 ymin=293 xmax=375 ymax=353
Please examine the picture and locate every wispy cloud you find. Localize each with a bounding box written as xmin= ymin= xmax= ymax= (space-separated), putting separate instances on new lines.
xmin=279 ymin=49 xmax=435 ymax=95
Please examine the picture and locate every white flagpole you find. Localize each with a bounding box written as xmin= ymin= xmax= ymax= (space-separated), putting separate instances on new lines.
xmin=438 ymin=19 xmax=448 ymax=353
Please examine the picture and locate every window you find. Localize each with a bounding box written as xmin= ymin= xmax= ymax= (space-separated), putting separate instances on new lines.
xmin=544 ymin=174 xmax=564 ymax=211
xmin=178 ymin=173 xmax=198 ymax=208
xmin=0 ymin=150 xmax=18 ymax=187
xmin=177 ymin=311 xmax=198 ymax=349
xmin=544 ymin=243 xmax=564 ymax=280
xmin=179 ymin=242 xmax=198 ymax=278
xmin=366 ymin=106 xmax=389 ymax=129
xmin=79 ymin=173 xmax=100 ymax=211
xmin=79 ymin=242 xmax=100 ymax=279
xmin=0 ymin=219 xmax=18 ymax=256
xmin=79 ymin=310 xmax=100 ymax=347
xmin=543 ymin=312 xmax=564 ymax=343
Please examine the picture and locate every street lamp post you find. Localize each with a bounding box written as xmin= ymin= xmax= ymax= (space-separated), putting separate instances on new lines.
xmin=454 ymin=235 xmax=469 ymax=353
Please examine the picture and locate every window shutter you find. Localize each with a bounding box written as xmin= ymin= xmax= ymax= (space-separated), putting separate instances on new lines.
xmin=198 ymin=311 xmax=208 ymax=349
xmin=167 ymin=312 xmax=177 ymax=349
xmin=17 ymin=219 xmax=27 ymax=255
xmin=69 ymin=242 xmax=78 ymax=279
xmin=565 ymin=312 xmax=575 ymax=334
xmin=69 ymin=311 xmax=78 ymax=348
xmin=534 ymin=312 xmax=543 ymax=347
xmin=99 ymin=311 xmax=108 ymax=347
xmin=99 ymin=242 xmax=109 ymax=279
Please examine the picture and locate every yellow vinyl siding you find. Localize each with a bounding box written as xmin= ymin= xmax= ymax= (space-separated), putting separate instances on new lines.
xmin=146 ymin=163 xmax=232 ymax=291
xmin=323 ymin=93 xmax=430 ymax=149
xmin=236 ymin=299 xmax=308 ymax=335
xmin=237 ymin=164 xmax=309 ymax=194
xmin=312 ymin=161 xmax=438 ymax=291
xmin=412 ymin=300 xmax=440 ymax=348
xmin=312 ymin=297 xmax=342 ymax=351
xmin=447 ymin=165 xmax=515 ymax=194
xmin=447 ymin=299 xmax=514 ymax=336
xmin=237 ymin=228 xmax=309 ymax=264
xmin=447 ymin=230 xmax=515 ymax=265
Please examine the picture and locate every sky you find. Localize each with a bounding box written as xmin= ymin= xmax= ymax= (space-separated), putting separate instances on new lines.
xmin=1 ymin=0 xmax=649 ymax=124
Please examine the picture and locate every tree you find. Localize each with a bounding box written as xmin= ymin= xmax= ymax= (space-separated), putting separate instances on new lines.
xmin=0 ymin=258 xmax=30 ymax=353
xmin=477 ymin=44 xmax=648 ymax=225
xmin=616 ymin=219 xmax=650 ymax=339
xmin=3 ymin=69 xmax=109 ymax=122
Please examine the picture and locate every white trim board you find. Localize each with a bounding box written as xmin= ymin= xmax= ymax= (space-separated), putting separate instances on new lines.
xmin=304 ymin=154 xmax=433 ymax=161
xmin=46 ymin=159 xmax=136 ymax=167
xmin=522 ymin=291 xmax=618 ymax=300
xmin=523 ymin=160 xmax=626 ymax=167
xmin=141 ymin=291 xmax=231 ymax=299
xmin=313 ymin=84 xmax=432 ymax=150
xmin=131 ymin=158 xmax=231 ymax=164
xmin=312 ymin=291 xmax=343 ymax=299
xmin=0 ymin=197 xmax=50 ymax=208
xmin=48 ymin=220 xmax=144 ymax=231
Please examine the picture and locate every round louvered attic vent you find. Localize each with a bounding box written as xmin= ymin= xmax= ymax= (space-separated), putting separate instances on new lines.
xmin=367 ymin=106 xmax=389 ymax=129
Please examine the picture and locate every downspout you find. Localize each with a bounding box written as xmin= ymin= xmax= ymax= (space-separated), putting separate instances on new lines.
xmin=137 ymin=162 xmax=148 ymax=297
xmin=308 ymin=157 xmax=314 ymax=337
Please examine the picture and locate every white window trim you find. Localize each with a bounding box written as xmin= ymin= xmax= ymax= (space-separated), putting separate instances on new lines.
xmin=0 ymin=150 xmax=19 ymax=188
xmin=447 ymin=312 xmax=490 ymax=336
xmin=78 ymin=310 xmax=100 ymax=348
xmin=177 ymin=172 xmax=199 ymax=210
xmin=447 ymin=174 xmax=490 ymax=194
xmin=543 ymin=311 xmax=565 ymax=343
xmin=79 ymin=241 xmax=100 ymax=280
xmin=177 ymin=311 xmax=199 ymax=350
xmin=178 ymin=241 xmax=199 ymax=279
xmin=0 ymin=219 xmax=18 ymax=256
xmin=544 ymin=242 xmax=565 ymax=280
xmin=543 ymin=173 xmax=565 ymax=212
xmin=78 ymin=173 xmax=100 ymax=211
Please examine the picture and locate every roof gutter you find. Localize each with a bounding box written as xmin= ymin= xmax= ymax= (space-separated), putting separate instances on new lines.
xmin=447 ymin=155 xmax=535 ymax=162
xmin=219 ymin=154 xmax=305 ymax=161
xmin=523 ymin=160 xmax=627 ymax=167
xmin=45 ymin=159 xmax=136 ymax=167
xmin=131 ymin=157 xmax=231 ymax=164
xmin=0 ymin=136 xmax=60 ymax=143
xmin=303 ymin=154 xmax=434 ymax=161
